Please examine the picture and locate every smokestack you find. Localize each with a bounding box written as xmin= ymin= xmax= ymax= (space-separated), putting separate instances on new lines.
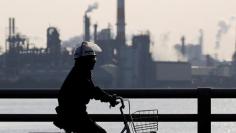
xmin=12 ymin=18 xmax=15 ymax=35
xmin=181 ymin=36 xmax=186 ymax=56
xmin=206 ymin=55 xmax=212 ymax=66
xmin=234 ymin=28 xmax=236 ymax=52
xmin=9 ymin=18 xmax=12 ymax=36
xmin=86 ymin=3 xmax=98 ymax=14
xmin=83 ymin=3 xmax=98 ymax=41
xmin=116 ymin=0 xmax=126 ymax=43
xmin=232 ymin=28 xmax=236 ymax=62
xmin=26 ymin=39 xmax=29 ymax=51
xmin=199 ymin=29 xmax=203 ymax=55
xmin=94 ymin=24 xmax=98 ymax=43
xmin=84 ymin=14 xmax=90 ymax=41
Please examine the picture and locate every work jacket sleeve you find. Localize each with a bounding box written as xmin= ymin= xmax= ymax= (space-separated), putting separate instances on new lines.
xmin=92 ymin=86 xmax=113 ymax=102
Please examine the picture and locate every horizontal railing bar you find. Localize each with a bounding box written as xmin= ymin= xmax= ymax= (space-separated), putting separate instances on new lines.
xmin=0 ymin=89 xmax=58 ymax=98
xmin=107 ymin=89 xmax=198 ymax=98
xmin=0 ymin=89 xmax=198 ymax=98
xmin=211 ymin=89 xmax=236 ymax=98
xmin=0 ymin=88 xmax=236 ymax=98
xmin=0 ymin=114 xmax=198 ymax=122
xmin=2 ymin=88 xmax=236 ymax=133
xmin=211 ymin=114 xmax=236 ymax=122
xmin=1 ymin=114 xmax=236 ymax=122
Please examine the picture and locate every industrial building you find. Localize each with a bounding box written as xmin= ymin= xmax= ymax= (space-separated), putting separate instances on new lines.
xmin=1 ymin=0 xmax=236 ymax=88
xmin=0 ymin=18 xmax=72 ymax=88
xmin=174 ymin=34 xmax=205 ymax=66
xmin=154 ymin=62 xmax=192 ymax=87
xmin=0 ymin=0 xmax=157 ymax=88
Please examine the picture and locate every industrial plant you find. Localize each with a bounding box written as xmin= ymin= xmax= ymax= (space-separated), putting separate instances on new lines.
xmin=0 ymin=0 xmax=236 ymax=88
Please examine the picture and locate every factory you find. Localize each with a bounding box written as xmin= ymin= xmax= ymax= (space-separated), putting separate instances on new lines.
xmin=0 ymin=18 xmax=72 ymax=88
xmin=1 ymin=0 xmax=236 ymax=88
xmin=0 ymin=0 xmax=156 ymax=88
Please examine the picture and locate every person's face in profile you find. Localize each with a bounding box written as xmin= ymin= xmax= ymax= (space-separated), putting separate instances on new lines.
xmin=82 ymin=55 xmax=96 ymax=70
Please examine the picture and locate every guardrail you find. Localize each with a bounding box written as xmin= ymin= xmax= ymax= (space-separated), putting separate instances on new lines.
xmin=0 ymin=88 xmax=236 ymax=133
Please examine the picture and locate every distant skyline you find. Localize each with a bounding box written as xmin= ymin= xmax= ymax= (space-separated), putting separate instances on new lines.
xmin=0 ymin=0 xmax=236 ymax=61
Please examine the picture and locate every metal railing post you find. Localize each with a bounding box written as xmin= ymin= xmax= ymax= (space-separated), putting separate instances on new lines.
xmin=198 ymin=88 xmax=211 ymax=133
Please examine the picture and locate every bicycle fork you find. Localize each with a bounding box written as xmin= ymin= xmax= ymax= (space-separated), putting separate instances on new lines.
xmin=120 ymin=105 xmax=131 ymax=133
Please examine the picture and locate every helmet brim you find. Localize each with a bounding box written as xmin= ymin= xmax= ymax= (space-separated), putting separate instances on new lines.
xmin=84 ymin=42 xmax=102 ymax=53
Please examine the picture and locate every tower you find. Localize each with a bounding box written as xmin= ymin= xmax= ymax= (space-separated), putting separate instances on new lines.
xmin=84 ymin=14 xmax=90 ymax=41
xmin=47 ymin=27 xmax=61 ymax=55
xmin=231 ymin=28 xmax=236 ymax=77
xmin=181 ymin=36 xmax=186 ymax=56
xmin=116 ymin=0 xmax=126 ymax=43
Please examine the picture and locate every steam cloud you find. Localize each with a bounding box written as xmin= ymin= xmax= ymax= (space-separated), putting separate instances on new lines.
xmin=62 ymin=35 xmax=84 ymax=49
xmin=86 ymin=2 xmax=98 ymax=14
xmin=161 ymin=32 xmax=170 ymax=46
xmin=215 ymin=16 xmax=236 ymax=49
xmin=153 ymin=32 xmax=185 ymax=61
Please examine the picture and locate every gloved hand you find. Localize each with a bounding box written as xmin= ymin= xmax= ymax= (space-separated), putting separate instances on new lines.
xmin=109 ymin=94 xmax=119 ymax=107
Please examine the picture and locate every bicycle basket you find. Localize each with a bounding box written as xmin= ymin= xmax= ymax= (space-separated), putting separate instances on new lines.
xmin=130 ymin=109 xmax=158 ymax=133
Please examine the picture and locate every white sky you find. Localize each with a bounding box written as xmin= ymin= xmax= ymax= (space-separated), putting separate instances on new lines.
xmin=0 ymin=0 xmax=236 ymax=61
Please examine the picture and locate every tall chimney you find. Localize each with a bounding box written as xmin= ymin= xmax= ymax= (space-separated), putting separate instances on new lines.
xmin=232 ymin=28 xmax=236 ymax=62
xmin=181 ymin=36 xmax=186 ymax=56
xmin=199 ymin=29 xmax=203 ymax=55
xmin=9 ymin=18 xmax=12 ymax=36
xmin=12 ymin=18 xmax=15 ymax=35
xmin=84 ymin=14 xmax=90 ymax=41
xmin=234 ymin=27 xmax=236 ymax=53
xmin=116 ymin=0 xmax=126 ymax=43
xmin=94 ymin=24 xmax=98 ymax=43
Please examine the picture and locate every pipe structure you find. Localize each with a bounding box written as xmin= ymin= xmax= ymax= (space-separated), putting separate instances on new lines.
xmin=9 ymin=18 xmax=11 ymax=37
xmin=116 ymin=0 xmax=126 ymax=43
xmin=12 ymin=18 xmax=15 ymax=35
xmin=94 ymin=24 xmax=98 ymax=42
xmin=84 ymin=14 xmax=90 ymax=41
xmin=181 ymin=36 xmax=186 ymax=56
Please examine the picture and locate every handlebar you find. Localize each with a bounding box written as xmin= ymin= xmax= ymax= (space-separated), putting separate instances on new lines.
xmin=116 ymin=96 xmax=125 ymax=109
xmin=116 ymin=96 xmax=132 ymax=133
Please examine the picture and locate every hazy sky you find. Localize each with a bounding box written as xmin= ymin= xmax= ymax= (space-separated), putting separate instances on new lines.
xmin=0 ymin=0 xmax=236 ymax=61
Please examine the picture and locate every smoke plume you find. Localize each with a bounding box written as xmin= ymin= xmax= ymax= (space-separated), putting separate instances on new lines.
xmin=86 ymin=2 xmax=98 ymax=14
xmin=152 ymin=32 xmax=185 ymax=61
xmin=215 ymin=16 xmax=236 ymax=49
xmin=62 ymin=35 xmax=84 ymax=49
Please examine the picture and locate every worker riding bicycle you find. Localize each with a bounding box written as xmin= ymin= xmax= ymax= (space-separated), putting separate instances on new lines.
xmin=53 ymin=41 xmax=119 ymax=133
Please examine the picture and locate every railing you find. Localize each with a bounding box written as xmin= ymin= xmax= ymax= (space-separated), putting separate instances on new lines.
xmin=0 ymin=88 xmax=236 ymax=133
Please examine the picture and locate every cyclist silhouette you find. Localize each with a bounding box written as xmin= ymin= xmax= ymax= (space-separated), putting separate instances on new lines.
xmin=54 ymin=41 xmax=119 ymax=133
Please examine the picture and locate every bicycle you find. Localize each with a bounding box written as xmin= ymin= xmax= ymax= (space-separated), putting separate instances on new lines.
xmin=117 ymin=96 xmax=158 ymax=133
xmin=30 ymin=97 xmax=158 ymax=133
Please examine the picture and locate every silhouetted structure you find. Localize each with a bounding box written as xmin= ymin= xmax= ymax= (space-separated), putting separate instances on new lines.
xmin=0 ymin=18 xmax=72 ymax=88
xmin=84 ymin=14 xmax=91 ymax=41
xmin=1 ymin=1 xmax=236 ymax=88
xmin=132 ymin=34 xmax=155 ymax=88
xmin=116 ymin=0 xmax=126 ymax=44
xmin=47 ymin=27 xmax=61 ymax=56
xmin=153 ymin=61 xmax=192 ymax=87
xmin=180 ymin=36 xmax=186 ymax=57
xmin=175 ymin=35 xmax=205 ymax=66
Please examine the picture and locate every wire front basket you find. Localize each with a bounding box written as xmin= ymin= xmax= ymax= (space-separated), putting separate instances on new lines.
xmin=130 ymin=109 xmax=158 ymax=133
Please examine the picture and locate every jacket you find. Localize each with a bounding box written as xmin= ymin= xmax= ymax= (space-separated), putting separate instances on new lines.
xmin=58 ymin=65 xmax=112 ymax=113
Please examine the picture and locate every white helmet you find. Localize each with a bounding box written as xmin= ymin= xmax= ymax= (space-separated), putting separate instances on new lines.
xmin=74 ymin=41 xmax=102 ymax=59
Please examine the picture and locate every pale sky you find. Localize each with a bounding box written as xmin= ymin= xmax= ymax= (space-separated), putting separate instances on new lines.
xmin=0 ymin=0 xmax=236 ymax=61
